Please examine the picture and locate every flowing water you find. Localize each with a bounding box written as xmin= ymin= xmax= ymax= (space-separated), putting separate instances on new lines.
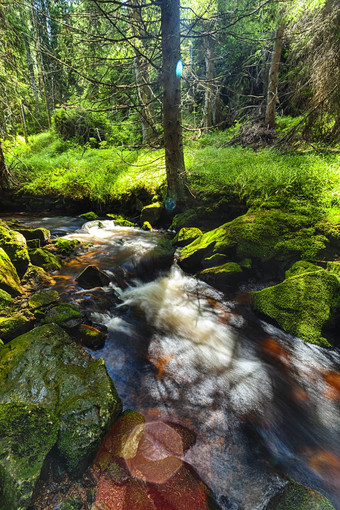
xmin=3 ymin=214 xmax=340 ymax=509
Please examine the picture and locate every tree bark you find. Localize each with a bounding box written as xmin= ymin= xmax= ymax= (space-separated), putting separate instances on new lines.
xmin=203 ymin=26 xmax=216 ymax=129
xmin=129 ymin=0 xmax=156 ymax=144
xmin=0 ymin=141 xmax=10 ymax=191
xmin=160 ymin=0 xmax=186 ymax=209
xmin=265 ymin=26 xmax=284 ymax=129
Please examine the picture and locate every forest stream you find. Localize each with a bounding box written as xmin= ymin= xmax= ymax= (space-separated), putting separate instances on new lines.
xmin=2 ymin=213 xmax=340 ymax=510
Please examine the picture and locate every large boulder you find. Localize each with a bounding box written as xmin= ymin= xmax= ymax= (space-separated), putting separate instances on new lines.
xmin=198 ymin=262 xmax=243 ymax=291
xmin=0 ymin=324 xmax=122 ymax=476
xmin=12 ymin=226 xmax=50 ymax=245
xmin=41 ymin=303 xmax=82 ymax=329
xmin=21 ymin=264 xmax=56 ymax=291
xmin=179 ymin=208 xmax=334 ymax=279
xmin=0 ymin=225 xmax=30 ymax=277
xmin=0 ymin=402 xmax=59 ymax=510
xmin=172 ymin=227 xmax=203 ymax=247
xmin=0 ymin=289 xmax=12 ymax=310
xmin=0 ymin=247 xmax=23 ymax=296
xmin=0 ymin=315 xmax=32 ymax=343
xmin=266 ymin=481 xmax=335 ymax=509
xmin=76 ymin=265 xmax=111 ymax=289
xmin=140 ymin=202 xmax=164 ymax=227
xmin=252 ymin=261 xmax=340 ymax=347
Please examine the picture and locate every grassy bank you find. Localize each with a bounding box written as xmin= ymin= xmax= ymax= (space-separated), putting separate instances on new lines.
xmin=4 ymin=131 xmax=340 ymax=214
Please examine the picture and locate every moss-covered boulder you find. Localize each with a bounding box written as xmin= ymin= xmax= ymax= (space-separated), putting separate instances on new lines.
xmin=41 ymin=303 xmax=82 ymax=328
xmin=199 ymin=262 xmax=243 ymax=290
xmin=179 ymin=208 xmax=333 ymax=278
xmin=0 ymin=315 xmax=32 ymax=343
xmin=29 ymin=247 xmax=62 ymax=271
xmin=0 ymin=247 xmax=23 ymax=296
xmin=266 ymin=481 xmax=335 ymax=509
xmin=54 ymin=238 xmax=81 ymax=256
xmin=252 ymin=262 xmax=340 ymax=347
xmin=0 ymin=225 xmax=30 ymax=277
xmin=0 ymin=289 xmax=12 ymax=310
xmin=0 ymin=324 xmax=122 ymax=475
xmin=140 ymin=202 xmax=164 ymax=226
xmin=80 ymin=211 xmax=98 ymax=220
xmin=13 ymin=226 xmax=50 ymax=245
xmin=0 ymin=402 xmax=59 ymax=510
xmin=21 ymin=264 xmax=56 ymax=291
xmin=172 ymin=227 xmax=203 ymax=247
xmin=28 ymin=289 xmax=60 ymax=309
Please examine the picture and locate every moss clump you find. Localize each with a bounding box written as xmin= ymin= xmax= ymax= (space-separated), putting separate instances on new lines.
xmin=0 ymin=225 xmax=30 ymax=277
xmin=0 ymin=248 xmax=22 ymax=297
xmin=106 ymin=214 xmax=135 ymax=227
xmin=266 ymin=481 xmax=335 ymax=509
xmin=0 ymin=315 xmax=32 ymax=343
xmin=59 ymin=498 xmax=82 ymax=510
xmin=80 ymin=211 xmax=98 ymax=220
xmin=252 ymin=262 xmax=340 ymax=347
xmin=0 ymin=289 xmax=13 ymax=310
xmin=29 ymin=247 xmax=62 ymax=270
xmin=142 ymin=221 xmax=152 ymax=231
xmin=0 ymin=402 xmax=59 ymax=510
xmin=170 ymin=209 xmax=199 ymax=230
xmin=28 ymin=290 xmax=60 ymax=309
xmin=0 ymin=324 xmax=123 ymax=475
xmin=41 ymin=303 xmax=82 ymax=328
xmin=54 ymin=238 xmax=80 ymax=256
xmin=172 ymin=227 xmax=203 ymax=247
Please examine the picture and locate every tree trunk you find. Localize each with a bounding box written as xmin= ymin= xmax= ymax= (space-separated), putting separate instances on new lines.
xmin=0 ymin=141 xmax=10 ymax=191
xmin=129 ymin=0 xmax=156 ymax=144
xmin=160 ymin=0 xmax=186 ymax=209
xmin=203 ymin=26 xmax=216 ymax=129
xmin=265 ymin=26 xmax=284 ymax=129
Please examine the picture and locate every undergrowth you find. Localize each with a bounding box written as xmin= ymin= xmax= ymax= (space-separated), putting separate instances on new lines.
xmin=4 ymin=128 xmax=340 ymax=213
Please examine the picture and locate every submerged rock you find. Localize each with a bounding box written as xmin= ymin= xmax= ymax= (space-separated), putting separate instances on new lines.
xmin=252 ymin=261 xmax=340 ymax=347
xmin=0 ymin=225 xmax=30 ymax=277
xmin=0 ymin=402 xmax=59 ymax=510
xmin=266 ymin=480 xmax=335 ymax=509
xmin=0 ymin=247 xmax=23 ymax=296
xmin=0 ymin=324 xmax=122 ymax=476
xmin=76 ymin=265 xmax=111 ymax=289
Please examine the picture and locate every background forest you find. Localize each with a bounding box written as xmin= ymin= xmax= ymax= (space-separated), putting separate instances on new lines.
xmin=0 ymin=0 xmax=339 ymax=210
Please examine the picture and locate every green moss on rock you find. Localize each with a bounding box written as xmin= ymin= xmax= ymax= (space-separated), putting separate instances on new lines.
xmin=0 ymin=225 xmax=30 ymax=277
xmin=106 ymin=214 xmax=135 ymax=227
xmin=0 ymin=324 xmax=123 ymax=476
xmin=179 ymin=208 xmax=336 ymax=278
xmin=29 ymin=247 xmax=62 ymax=271
xmin=22 ymin=264 xmax=56 ymax=291
xmin=54 ymin=238 xmax=81 ymax=256
xmin=0 ymin=289 xmax=12 ymax=310
xmin=172 ymin=227 xmax=203 ymax=247
xmin=28 ymin=290 xmax=60 ymax=309
xmin=80 ymin=212 xmax=98 ymax=220
xmin=199 ymin=262 xmax=243 ymax=290
xmin=0 ymin=248 xmax=22 ymax=296
xmin=252 ymin=263 xmax=340 ymax=346
xmin=0 ymin=315 xmax=32 ymax=343
xmin=0 ymin=402 xmax=59 ymax=510
xmin=140 ymin=202 xmax=164 ymax=226
xmin=41 ymin=303 xmax=82 ymax=328
xmin=266 ymin=481 xmax=335 ymax=509
xmin=13 ymin=226 xmax=50 ymax=244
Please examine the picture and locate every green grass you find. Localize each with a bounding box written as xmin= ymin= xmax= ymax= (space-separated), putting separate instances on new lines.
xmin=5 ymin=129 xmax=340 ymax=212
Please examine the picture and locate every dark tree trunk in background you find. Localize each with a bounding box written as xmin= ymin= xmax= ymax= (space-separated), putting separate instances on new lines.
xmin=0 ymin=141 xmax=10 ymax=191
xmin=160 ymin=0 xmax=187 ymax=210
xmin=265 ymin=26 xmax=284 ymax=129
